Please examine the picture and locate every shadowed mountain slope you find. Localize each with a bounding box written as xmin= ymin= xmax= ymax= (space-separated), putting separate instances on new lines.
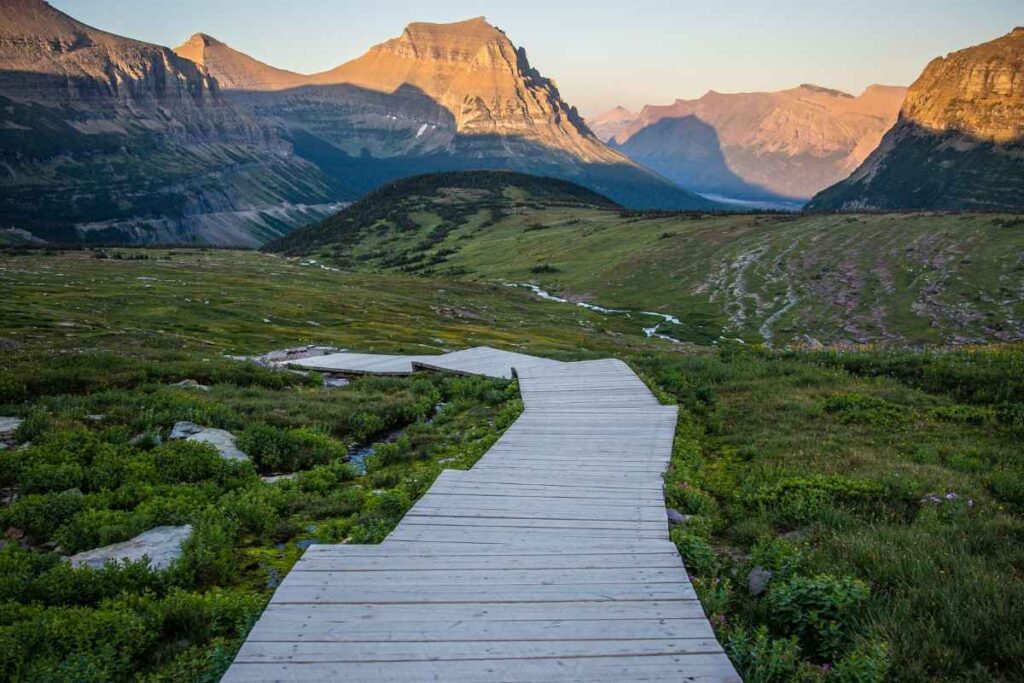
xmin=264 ymin=170 xmax=620 ymax=256
xmin=0 ymin=0 xmax=343 ymax=245
xmin=808 ymin=27 xmax=1024 ymax=211
xmin=174 ymin=18 xmax=719 ymax=211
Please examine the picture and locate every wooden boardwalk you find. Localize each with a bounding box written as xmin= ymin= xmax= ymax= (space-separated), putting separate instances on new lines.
xmin=223 ymin=347 xmax=739 ymax=682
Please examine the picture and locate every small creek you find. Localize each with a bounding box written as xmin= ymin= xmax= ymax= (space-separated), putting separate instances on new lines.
xmin=346 ymin=403 xmax=444 ymax=474
xmin=509 ymin=283 xmax=683 ymax=343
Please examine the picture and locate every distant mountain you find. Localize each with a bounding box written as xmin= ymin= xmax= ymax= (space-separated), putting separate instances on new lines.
xmin=808 ymin=28 xmax=1024 ymax=211
xmin=174 ymin=32 xmax=307 ymax=91
xmin=264 ymin=170 xmax=620 ymax=258
xmin=587 ymin=106 xmax=637 ymax=144
xmin=602 ymin=84 xmax=906 ymax=202
xmin=175 ymin=18 xmax=718 ymax=211
xmin=0 ymin=0 xmax=342 ymax=245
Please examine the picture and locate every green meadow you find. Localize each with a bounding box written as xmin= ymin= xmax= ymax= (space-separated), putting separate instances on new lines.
xmin=0 ymin=247 xmax=1021 ymax=681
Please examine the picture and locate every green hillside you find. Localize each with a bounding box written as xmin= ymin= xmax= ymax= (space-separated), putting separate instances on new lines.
xmin=267 ymin=174 xmax=1024 ymax=346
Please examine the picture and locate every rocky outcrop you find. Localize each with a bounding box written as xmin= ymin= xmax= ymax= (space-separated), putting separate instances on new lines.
xmin=606 ymin=84 xmax=906 ymax=201
xmin=809 ymin=28 xmax=1024 ymax=211
xmin=68 ymin=525 xmax=192 ymax=570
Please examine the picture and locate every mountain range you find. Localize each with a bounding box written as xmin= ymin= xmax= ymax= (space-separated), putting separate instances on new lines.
xmin=0 ymin=0 xmax=1021 ymax=246
xmin=0 ymin=2 xmax=712 ymax=245
xmin=591 ymin=84 xmax=907 ymax=203
xmin=808 ymin=27 xmax=1024 ymax=211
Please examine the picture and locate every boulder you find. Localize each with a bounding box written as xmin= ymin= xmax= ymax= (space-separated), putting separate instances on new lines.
xmin=747 ymin=565 xmax=774 ymax=596
xmin=169 ymin=421 xmax=249 ymax=461
xmin=323 ymin=375 xmax=350 ymax=388
xmin=666 ymin=508 xmax=691 ymax=526
xmin=68 ymin=525 xmax=193 ymax=571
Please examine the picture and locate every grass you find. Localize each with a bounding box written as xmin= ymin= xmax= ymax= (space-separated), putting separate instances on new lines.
xmin=632 ymin=344 xmax=1024 ymax=681
xmin=273 ymin=180 xmax=1024 ymax=346
xmin=0 ymin=248 xmax=1022 ymax=681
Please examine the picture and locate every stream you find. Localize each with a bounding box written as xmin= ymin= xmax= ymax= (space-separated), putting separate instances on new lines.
xmin=509 ymin=283 xmax=683 ymax=343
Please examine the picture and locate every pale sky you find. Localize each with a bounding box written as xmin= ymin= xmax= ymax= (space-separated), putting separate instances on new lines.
xmin=51 ymin=0 xmax=1024 ymax=117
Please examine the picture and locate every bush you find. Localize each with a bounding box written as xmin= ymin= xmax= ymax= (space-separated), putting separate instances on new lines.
xmin=671 ymin=528 xmax=718 ymax=577
xmin=765 ymin=574 xmax=870 ymax=659
xmin=54 ymin=507 xmax=150 ymax=555
xmin=176 ymin=510 xmax=238 ymax=587
xmin=725 ymin=625 xmax=804 ymax=683
xmin=2 ymin=491 xmax=84 ymax=541
xmin=831 ymin=639 xmax=891 ymax=683
xmin=237 ymin=424 xmax=345 ymax=474
xmin=152 ymin=440 xmax=234 ymax=485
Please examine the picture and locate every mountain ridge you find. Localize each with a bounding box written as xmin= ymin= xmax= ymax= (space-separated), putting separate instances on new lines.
xmin=808 ymin=27 xmax=1024 ymax=211
xmin=170 ymin=18 xmax=717 ymax=212
xmin=594 ymin=83 xmax=906 ymax=201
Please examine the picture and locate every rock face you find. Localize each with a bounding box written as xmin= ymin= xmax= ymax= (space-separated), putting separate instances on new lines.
xmin=68 ymin=525 xmax=192 ymax=570
xmin=605 ymin=84 xmax=906 ymax=201
xmin=809 ymin=28 xmax=1024 ymax=211
xmin=174 ymin=18 xmax=716 ymax=211
xmin=0 ymin=0 xmax=344 ymax=245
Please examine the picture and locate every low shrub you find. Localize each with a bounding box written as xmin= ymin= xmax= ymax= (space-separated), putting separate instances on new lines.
xmin=765 ymin=574 xmax=870 ymax=660
xmin=725 ymin=625 xmax=804 ymax=683
xmin=237 ymin=424 xmax=346 ymax=474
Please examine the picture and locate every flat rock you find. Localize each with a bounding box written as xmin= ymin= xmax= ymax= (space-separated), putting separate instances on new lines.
xmin=261 ymin=473 xmax=298 ymax=483
xmin=0 ymin=417 xmax=22 ymax=437
xmin=323 ymin=375 xmax=350 ymax=388
xmin=68 ymin=525 xmax=193 ymax=571
xmin=169 ymin=421 xmax=249 ymax=461
xmin=171 ymin=379 xmax=210 ymax=391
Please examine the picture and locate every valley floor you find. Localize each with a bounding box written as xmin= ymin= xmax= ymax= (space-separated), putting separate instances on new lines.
xmin=0 ymin=249 xmax=1021 ymax=681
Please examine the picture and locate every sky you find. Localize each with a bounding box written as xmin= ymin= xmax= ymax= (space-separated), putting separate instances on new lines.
xmin=51 ymin=0 xmax=1024 ymax=117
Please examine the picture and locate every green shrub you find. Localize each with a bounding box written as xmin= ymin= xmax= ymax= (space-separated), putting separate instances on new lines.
xmin=349 ymin=490 xmax=410 ymax=543
xmin=20 ymin=461 xmax=86 ymax=495
xmin=988 ymin=467 xmax=1024 ymax=507
xmin=13 ymin=409 xmax=51 ymax=442
xmin=237 ymin=424 xmax=345 ymax=474
xmin=152 ymin=440 xmax=233 ymax=484
xmin=765 ymin=574 xmax=870 ymax=659
xmin=220 ymin=486 xmax=285 ymax=537
xmin=671 ymin=528 xmax=718 ymax=577
xmin=2 ymin=491 xmax=84 ymax=541
xmin=831 ymin=639 xmax=891 ymax=683
xmin=55 ymin=507 xmax=150 ymax=555
xmin=176 ymin=510 xmax=238 ymax=587
xmin=725 ymin=625 xmax=804 ymax=683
